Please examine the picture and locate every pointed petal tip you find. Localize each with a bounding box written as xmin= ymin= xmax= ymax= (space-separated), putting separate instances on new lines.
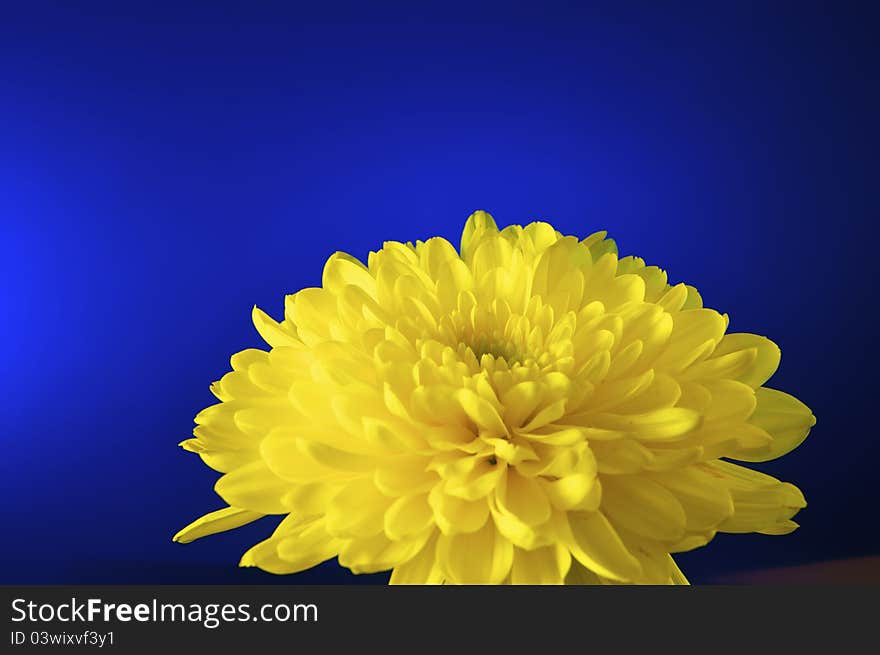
xmin=238 ymin=546 xmax=257 ymax=567
xmin=178 ymin=438 xmax=202 ymax=452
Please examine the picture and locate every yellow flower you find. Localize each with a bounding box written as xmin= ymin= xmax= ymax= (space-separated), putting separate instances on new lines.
xmin=174 ymin=211 xmax=815 ymax=584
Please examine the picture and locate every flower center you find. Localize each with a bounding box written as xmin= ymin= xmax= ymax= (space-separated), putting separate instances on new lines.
xmin=468 ymin=332 xmax=521 ymax=365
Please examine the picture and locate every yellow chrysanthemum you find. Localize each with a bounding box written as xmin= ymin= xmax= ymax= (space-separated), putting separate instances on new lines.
xmin=174 ymin=211 xmax=815 ymax=584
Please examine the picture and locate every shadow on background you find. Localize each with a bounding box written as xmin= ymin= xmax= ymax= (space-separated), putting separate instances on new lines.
xmin=714 ymin=557 xmax=880 ymax=585
xmin=8 ymin=557 xmax=879 ymax=585
xmin=5 ymin=560 xmax=389 ymax=586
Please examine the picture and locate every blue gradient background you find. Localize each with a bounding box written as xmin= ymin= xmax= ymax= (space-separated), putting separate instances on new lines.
xmin=1 ymin=1 xmax=877 ymax=584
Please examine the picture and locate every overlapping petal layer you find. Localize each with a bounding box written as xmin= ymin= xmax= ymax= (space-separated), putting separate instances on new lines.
xmin=175 ymin=211 xmax=815 ymax=584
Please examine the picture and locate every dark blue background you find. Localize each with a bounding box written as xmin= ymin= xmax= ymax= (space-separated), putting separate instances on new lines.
xmin=1 ymin=1 xmax=876 ymax=584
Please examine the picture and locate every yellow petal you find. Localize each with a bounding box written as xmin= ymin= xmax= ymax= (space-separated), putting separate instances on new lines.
xmin=584 ymin=232 xmax=617 ymax=260
xmin=442 ymin=459 xmax=506 ymax=501
xmin=214 ymin=460 xmax=291 ymax=514
xmin=651 ymin=467 xmax=734 ymax=531
xmin=712 ymin=333 xmax=781 ymax=387
xmin=591 ymin=438 xmax=654 ymax=474
xmin=587 ymin=369 xmax=655 ymax=413
xmin=601 ymin=475 xmax=687 ymax=541
xmin=701 ymin=460 xmax=807 ymax=534
xmin=655 ymin=309 xmax=727 ymax=372
xmin=471 ymin=234 xmax=514 ymax=282
xmin=389 ymin=533 xmax=443 ymax=584
xmin=384 ymin=494 xmax=434 ymax=540
xmin=626 ymin=539 xmax=676 ymax=584
xmin=758 ymin=519 xmax=799 ymax=535
xmin=720 ymin=500 xmax=803 ymax=534
xmin=240 ymin=537 xmax=317 ymax=575
xmin=525 ymin=221 xmax=563 ymax=253
xmin=656 ymin=283 xmax=688 ymax=312
xmin=510 ymin=544 xmax=571 ymax=584
xmin=531 ymin=237 xmax=591 ymax=305
xmin=681 ymin=285 xmax=703 ymax=309
xmin=338 ymin=532 xmax=430 ymax=574
xmin=239 ymin=516 xmax=341 ymax=574
xmin=410 ymin=385 xmax=471 ymax=428
xmin=436 ymin=259 xmax=474 ymax=313
xmin=738 ymin=387 xmax=815 ymax=462
xmin=437 ymin=521 xmax=513 ymax=584
xmin=668 ymin=532 xmax=715 ymax=553
xmin=326 ymin=478 xmax=393 ymax=538
xmin=490 ymin=509 xmax=546 ymax=549
xmin=455 ymin=388 xmax=508 ymax=436
xmin=519 ymin=398 xmax=567 ymax=432
xmin=605 ymin=339 xmax=644 ymax=379
xmin=286 ymin=287 xmax=339 ymax=343
xmin=428 ymin=486 xmax=490 ymax=535
xmin=362 ymin=416 xmax=427 ymax=452
xmin=281 ymin=482 xmax=339 ymax=516
xmin=561 ymin=511 xmax=642 ymax=582
xmin=272 ymin=517 xmax=342 ymax=574
xmin=501 ymin=381 xmax=544 ymax=429
xmin=230 ymin=348 xmax=269 ymax=372
xmin=173 ymin=506 xmax=263 ymax=544
xmin=192 ymin=448 xmax=256 ymax=475
xmin=612 ymin=373 xmax=681 ymax=414
xmin=259 ymin=430 xmax=365 ymax=482
xmin=588 ymin=408 xmax=701 ymax=442
xmin=460 ymin=210 xmax=499 ymax=262
xmin=374 ymin=458 xmax=438 ymax=496
xmin=636 ymin=266 xmax=670 ymax=304
xmin=418 ymin=237 xmax=459 ymax=277
xmin=597 ymin=273 xmax=646 ymax=310
xmin=295 ymin=438 xmax=378 ymax=472
xmin=496 ymin=470 xmax=552 ymax=526
xmin=702 ymin=379 xmax=757 ymax=423
xmin=682 ymin=347 xmax=758 ymax=381
xmin=542 ymin=473 xmax=598 ymax=511
xmin=322 ymin=251 xmax=377 ymax=297
xmin=252 ymin=306 xmax=300 ymax=348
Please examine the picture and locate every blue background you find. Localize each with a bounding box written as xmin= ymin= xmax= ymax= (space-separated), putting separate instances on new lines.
xmin=1 ymin=1 xmax=877 ymax=584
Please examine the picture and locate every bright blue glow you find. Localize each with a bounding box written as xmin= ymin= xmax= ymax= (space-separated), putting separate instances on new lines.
xmin=1 ymin=1 xmax=876 ymax=583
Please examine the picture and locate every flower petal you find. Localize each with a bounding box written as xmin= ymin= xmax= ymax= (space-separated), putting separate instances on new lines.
xmin=326 ymin=478 xmax=394 ymax=538
xmin=588 ymin=408 xmax=702 ymax=442
xmin=561 ymin=511 xmax=642 ymax=582
xmin=601 ymin=475 xmax=687 ymax=542
xmin=428 ymin=486 xmax=490 ymax=535
xmin=174 ymin=506 xmax=263 ymax=544
xmin=214 ymin=460 xmax=292 ymax=514
xmin=389 ymin=533 xmax=443 ymax=584
xmin=338 ymin=532 xmax=430 ymax=574
xmin=712 ymin=333 xmax=781 ymax=387
xmin=455 ymin=388 xmax=509 ymax=436
xmin=736 ymin=387 xmax=816 ymax=462
xmin=496 ymin=470 xmax=552 ymax=526
xmin=437 ymin=521 xmax=513 ymax=584
xmin=510 ymin=545 xmax=571 ymax=584
xmin=460 ymin=210 xmax=499 ymax=262
xmin=384 ymin=494 xmax=434 ymax=540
